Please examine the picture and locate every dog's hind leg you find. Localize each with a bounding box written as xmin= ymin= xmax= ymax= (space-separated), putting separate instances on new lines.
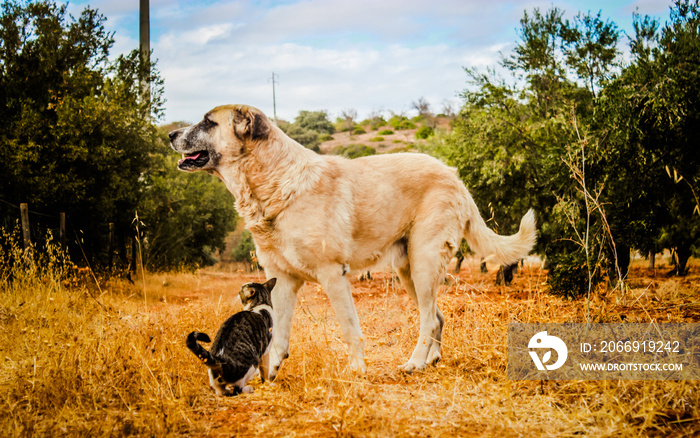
xmin=399 ymin=222 xmax=456 ymax=373
xmin=268 ymin=272 xmax=304 ymax=381
xmin=318 ymin=265 xmax=367 ymax=373
xmin=397 ymin=259 xmax=443 ymax=367
xmin=398 ymin=269 xmax=442 ymax=373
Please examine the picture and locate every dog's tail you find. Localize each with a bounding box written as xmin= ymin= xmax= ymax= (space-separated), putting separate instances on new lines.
xmin=186 ymin=331 xmax=218 ymax=367
xmin=464 ymin=206 xmax=536 ymax=267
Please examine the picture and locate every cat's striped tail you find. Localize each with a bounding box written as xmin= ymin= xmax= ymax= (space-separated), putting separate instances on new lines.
xmin=186 ymin=331 xmax=217 ymax=366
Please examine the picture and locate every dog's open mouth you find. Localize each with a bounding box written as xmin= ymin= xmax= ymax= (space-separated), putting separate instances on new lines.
xmin=178 ymin=151 xmax=210 ymax=169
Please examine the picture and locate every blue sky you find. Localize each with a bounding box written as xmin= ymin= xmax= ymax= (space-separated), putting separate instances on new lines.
xmin=64 ymin=0 xmax=673 ymax=124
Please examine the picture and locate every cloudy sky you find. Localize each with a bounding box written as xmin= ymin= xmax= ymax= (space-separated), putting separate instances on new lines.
xmin=64 ymin=0 xmax=672 ymax=124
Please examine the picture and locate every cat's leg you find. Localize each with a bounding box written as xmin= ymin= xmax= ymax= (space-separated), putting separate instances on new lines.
xmin=267 ymin=270 xmax=304 ymax=380
xmin=233 ymin=365 xmax=258 ymax=395
xmin=317 ymin=264 xmax=366 ymax=373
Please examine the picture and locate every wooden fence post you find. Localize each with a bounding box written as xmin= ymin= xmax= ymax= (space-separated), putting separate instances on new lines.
xmin=59 ymin=213 xmax=66 ymax=248
xmin=20 ymin=203 xmax=31 ymax=249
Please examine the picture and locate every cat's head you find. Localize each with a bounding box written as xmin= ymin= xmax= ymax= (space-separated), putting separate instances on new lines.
xmin=240 ymin=278 xmax=276 ymax=310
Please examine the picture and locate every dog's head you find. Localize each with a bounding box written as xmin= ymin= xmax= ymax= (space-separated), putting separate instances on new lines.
xmin=169 ymin=104 xmax=271 ymax=172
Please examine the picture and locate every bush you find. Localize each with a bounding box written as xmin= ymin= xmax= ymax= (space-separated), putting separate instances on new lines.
xmin=279 ymin=123 xmax=321 ymax=152
xmin=330 ymin=144 xmax=377 ymax=159
xmin=295 ymin=110 xmax=335 ymax=135
xmin=352 ymin=126 xmax=367 ymax=135
xmin=370 ymin=136 xmax=385 ymax=142
xmin=378 ymin=129 xmax=394 ymax=135
xmin=231 ymin=230 xmax=258 ymax=268
xmin=415 ymin=126 xmax=435 ymax=139
xmin=140 ymin=145 xmax=239 ymax=271
xmin=546 ymin=252 xmax=603 ymax=300
xmin=388 ymin=146 xmax=414 ymax=153
xmin=389 ymin=115 xmax=417 ymax=130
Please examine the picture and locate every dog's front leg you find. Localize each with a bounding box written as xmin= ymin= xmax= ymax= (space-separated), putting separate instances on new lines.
xmin=259 ymin=350 xmax=270 ymax=383
xmin=318 ymin=265 xmax=366 ymax=373
xmin=269 ymin=273 xmax=304 ymax=381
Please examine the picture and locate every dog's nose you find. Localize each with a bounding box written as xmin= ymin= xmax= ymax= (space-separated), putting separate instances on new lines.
xmin=168 ymin=130 xmax=180 ymax=142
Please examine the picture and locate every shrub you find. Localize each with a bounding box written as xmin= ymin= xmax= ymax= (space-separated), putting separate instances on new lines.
xmin=352 ymin=126 xmax=367 ymax=135
xmin=415 ymin=126 xmax=435 ymax=139
xmin=230 ymin=230 xmax=261 ymax=270
xmin=279 ymin=123 xmax=321 ymax=152
xmin=378 ymin=129 xmax=394 ymax=135
xmin=388 ymin=146 xmax=414 ymax=153
xmin=331 ymin=144 xmax=377 ymax=159
xmin=389 ymin=115 xmax=416 ymax=130
xmin=295 ymin=110 xmax=335 ymax=135
xmin=370 ymin=136 xmax=384 ymax=142
xmin=546 ymin=252 xmax=604 ymax=300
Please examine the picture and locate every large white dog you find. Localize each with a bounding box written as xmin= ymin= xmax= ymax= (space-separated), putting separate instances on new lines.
xmin=170 ymin=104 xmax=536 ymax=377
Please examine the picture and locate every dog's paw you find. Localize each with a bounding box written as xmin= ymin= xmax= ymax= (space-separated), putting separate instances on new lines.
xmin=242 ymin=385 xmax=254 ymax=394
xmin=426 ymin=351 xmax=442 ymax=366
xmin=398 ymin=360 xmax=426 ymax=373
xmin=348 ymin=357 xmax=367 ymax=374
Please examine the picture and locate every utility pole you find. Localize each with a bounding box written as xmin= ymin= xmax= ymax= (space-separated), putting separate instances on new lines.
xmin=139 ymin=0 xmax=150 ymax=115
xmin=270 ymin=72 xmax=279 ymax=124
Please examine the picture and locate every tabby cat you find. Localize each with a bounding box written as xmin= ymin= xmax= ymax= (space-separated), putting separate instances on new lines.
xmin=186 ymin=278 xmax=276 ymax=396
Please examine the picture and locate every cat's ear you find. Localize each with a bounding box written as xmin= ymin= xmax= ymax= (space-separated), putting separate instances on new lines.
xmin=263 ymin=278 xmax=277 ymax=292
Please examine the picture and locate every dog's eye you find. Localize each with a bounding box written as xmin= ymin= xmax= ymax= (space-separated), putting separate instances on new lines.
xmin=203 ymin=117 xmax=217 ymax=127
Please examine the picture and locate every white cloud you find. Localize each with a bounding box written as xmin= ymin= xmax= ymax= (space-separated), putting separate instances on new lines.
xmin=62 ymin=0 xmax=675 ymax=123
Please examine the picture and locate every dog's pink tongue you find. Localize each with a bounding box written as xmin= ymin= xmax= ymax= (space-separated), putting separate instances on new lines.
xmin=179 ymin=153 xmax=201 ymax=164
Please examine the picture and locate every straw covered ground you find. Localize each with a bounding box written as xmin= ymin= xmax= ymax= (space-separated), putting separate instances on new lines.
xmin=1 ymin=256 xmax=699 ymax=437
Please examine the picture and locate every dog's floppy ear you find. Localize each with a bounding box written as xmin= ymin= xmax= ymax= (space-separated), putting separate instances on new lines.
xmin=233 ymin=106 xmax=270 ymax=141
xmin=250 ymin=113 xmax=270 ymax=140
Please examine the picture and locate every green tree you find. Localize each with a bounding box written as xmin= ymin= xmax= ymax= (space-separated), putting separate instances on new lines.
xmin=594 ymin=0 xmax=700 ymax=275
xmin=278 ymin=110 xmax=336 ymax=153
xmin=432 ymin=5 xmax=625 ymax=292
xmin=231 ymin=230 xmax=257 ymax=265
xmin=294 ymin=110 xmax=335 ymax=135
xmin=503 ymin=7 xmax=570 ymax=118
xmin=0 ymin=1 xmax=237 ymax=271
xmin=278 ymin=122 xmax=322 ymax=152
xmin=138 ymin=126 xmax=238 ymax=270
xmin=561 ymin=11 xmax=620 ymax=98
xmin=0 ymin=1 xmax=162 ymax=262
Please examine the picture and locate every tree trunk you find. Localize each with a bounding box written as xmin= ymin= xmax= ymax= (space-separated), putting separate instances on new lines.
xmin=609 ymin=244 xmax=630 ymax=285
xmin=648 ymin=251 xmax=655 ymax=270
xmin=670 ymin=245 xmax=691 ymax=276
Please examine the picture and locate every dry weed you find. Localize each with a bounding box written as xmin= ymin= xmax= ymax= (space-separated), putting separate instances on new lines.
xmin=0 ymin=256 xmax=698 ymax=437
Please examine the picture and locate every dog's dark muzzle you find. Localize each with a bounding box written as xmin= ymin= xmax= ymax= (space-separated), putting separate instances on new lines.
xmin=177 ymin=150 xmax=210 ymax=170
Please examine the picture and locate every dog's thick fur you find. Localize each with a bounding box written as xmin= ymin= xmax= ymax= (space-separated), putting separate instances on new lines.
xmin=170 ymin=104 xmax=536 ymax=376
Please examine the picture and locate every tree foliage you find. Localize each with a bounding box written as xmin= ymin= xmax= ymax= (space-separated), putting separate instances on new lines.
xmin=137 ymin=126 xmax=238 ymax=271
xmin=279 ymin=110 xmax=336 ymax=153
xmin=594 ymin=0 xmax=700 ymax=275
xmin=0 ymin=1 xmax=237 ymax=270
xmin=434 ymin=1 xmax=700 ymax=293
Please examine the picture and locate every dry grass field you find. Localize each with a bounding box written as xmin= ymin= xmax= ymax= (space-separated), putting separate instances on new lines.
xmin=1 ymin=254 xmax=699 ymax=437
